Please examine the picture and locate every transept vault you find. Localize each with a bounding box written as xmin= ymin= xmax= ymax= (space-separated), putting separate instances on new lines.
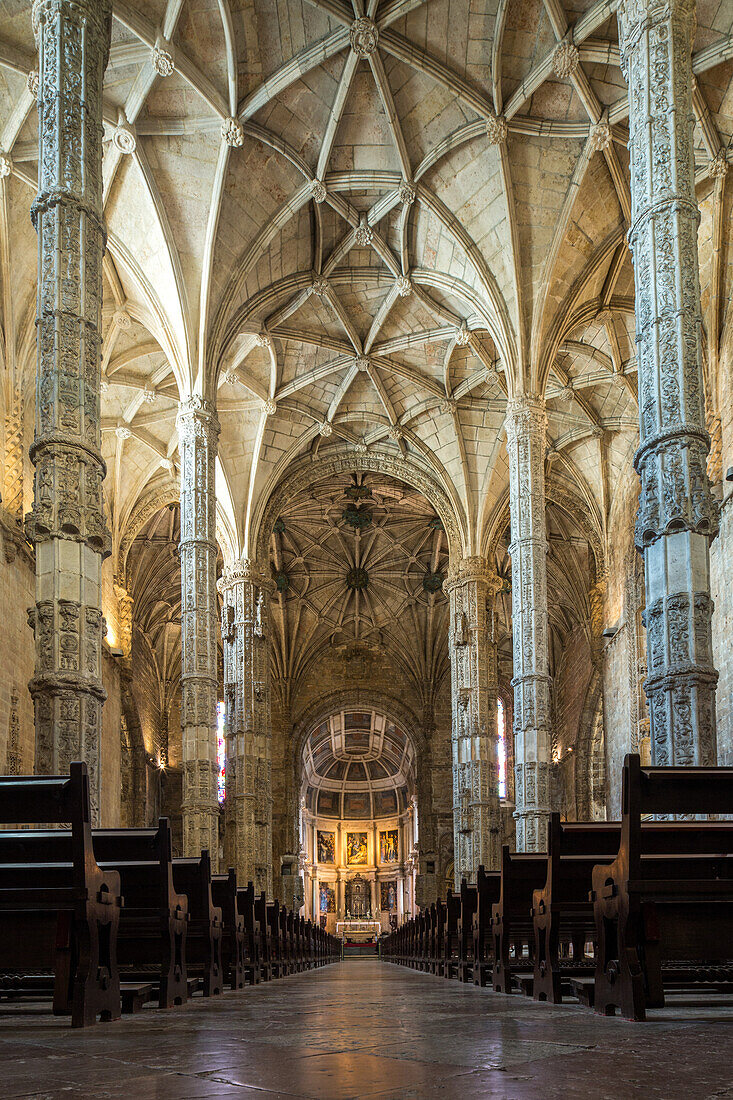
xmin=0 ymin=0 xmax=732 ymax=907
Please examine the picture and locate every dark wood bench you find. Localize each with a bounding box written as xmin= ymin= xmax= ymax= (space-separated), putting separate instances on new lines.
xmin=532 ymin=816 xmax=621 ymax=1002
xmin=0 ymin=763 xmax=122 ymax=1027
xmin=254 ymin=891 xmax=272 ymax=981
xmin=267 ymin=900 xmax=285 ymax=977
xmin=429 ymin=901 xmax=444 ymax=974
xmin=592 ymin=754 xmax=733 ymax=1020
xmin=212 ymin=869 xmax=245 ymax=989
xmin=236 ymin=881 xmax=262 ymax=983
xmin=457 ymin=879 xmax=478 ymax=982
xmin=492 ymin=846 xmax=546 ymax=993
xmin=93 ymin=818 xmax=188 ymax=1008
xmin=472 ymin=865 xmax=501 ymax=986
xmin=442 ymin=890 xmax=461 ymax=978
xmin=172 ymin=850 xmax=222 ymax=996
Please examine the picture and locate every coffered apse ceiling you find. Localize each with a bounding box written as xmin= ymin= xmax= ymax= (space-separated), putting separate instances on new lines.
xmin=1 ymin=0 xmax=732 ymax=683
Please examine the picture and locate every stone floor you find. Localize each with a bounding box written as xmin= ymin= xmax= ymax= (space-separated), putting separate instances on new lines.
xmin=2 ymin=961 xmax=733 ymax=1099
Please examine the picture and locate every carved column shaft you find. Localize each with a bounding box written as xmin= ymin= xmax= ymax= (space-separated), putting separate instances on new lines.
xmin=218 ymin=561 xmax=273 ymax=896
xmin=619 ymin=0 xmax=718 ymax=766
xmin=446 ymin=557 xmax=502 ymax=884
xmin=27 ymin=0 xmax=112 ymax=820
xmin=177 ymin=397 xmax=220 ymax=863
xmin=506 ymin=395 xmax=552 ymax=852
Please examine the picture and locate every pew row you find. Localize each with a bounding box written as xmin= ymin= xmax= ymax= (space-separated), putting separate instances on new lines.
xmin=0 ymin=763 xmax=122 ymax=1027
xmin=592 ymin=754 xmax=733 ymax=1020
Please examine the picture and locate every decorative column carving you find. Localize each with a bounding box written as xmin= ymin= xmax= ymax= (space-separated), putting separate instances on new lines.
xmin=113 ymin=581 xmax=133 ymax=671
xmin=177 ymin=396 xmax=220 ymax=863
xmin=3 ymin=387 xmax=23 ymax=524
xmin=445 ymin=557 xmax=502 ymax=884
xmin=618 ymin=0 xmax=718 ymax=766
xmin=26 ymin=0 xmax=112 ymax=820
xmin=218 ymin=560 xmax=274 ymax=897
xmin=506 ymin=395 xmax=552 ymax=852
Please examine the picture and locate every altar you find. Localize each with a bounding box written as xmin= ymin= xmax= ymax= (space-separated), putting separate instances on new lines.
xmin=336 ymin=920 xmax=382 ymax=942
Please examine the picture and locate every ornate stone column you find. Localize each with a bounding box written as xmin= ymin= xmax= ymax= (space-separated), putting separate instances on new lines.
xmin=218 ymin=559 xmax=274 ymax=896
xmin=445 ymin=557 xmax=503 ymax=883
xmin=26 ymin=0 xmax=112 ymax=820
xmin=177 ymin=397 xmax=220 ymax=863
xmin=505 ymin=395 xmax=552 ymax=851
xmin=618 ymin=0 xmax=718 ymax=766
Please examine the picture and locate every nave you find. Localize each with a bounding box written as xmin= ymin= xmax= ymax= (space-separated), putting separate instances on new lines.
xmin=3 ymin=960 xmax=731 ymax=1100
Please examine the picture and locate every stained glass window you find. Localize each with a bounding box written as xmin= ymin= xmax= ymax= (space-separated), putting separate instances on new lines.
xmin=497 ymin=697 xmax=506 ymax=799
xmin=216 ymin=700 xmax=226 ymax=802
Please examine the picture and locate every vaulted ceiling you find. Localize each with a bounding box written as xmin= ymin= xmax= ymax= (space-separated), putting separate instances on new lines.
xmin=1 ymin=0 xmax=732 ymax=692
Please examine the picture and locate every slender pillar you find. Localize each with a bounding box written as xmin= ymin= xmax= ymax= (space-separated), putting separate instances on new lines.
xmin=27 ymin=0 xmax=112 ymax=820
xmin=177 ymin=397 xmax=220 ymax=862
xmin=445 ymin=557 xmax=502 ymax=883
xmin=619 ymin=0 xmax=718 ymax=765
xmin=506 ymin=395 xmax=552 ymax=851
xmin=218 ymin=559 xmax=274 ymax=896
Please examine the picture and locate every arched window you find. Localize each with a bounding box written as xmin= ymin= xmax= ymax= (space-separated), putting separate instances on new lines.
xmin=497 ymin=697 xmax=507 ymax=799
xmin=216 ymin=701 xmax=226 ymax=803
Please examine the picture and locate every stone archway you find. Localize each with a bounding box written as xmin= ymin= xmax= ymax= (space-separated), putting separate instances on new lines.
xmin=253 ymin=448 xmax=466 ymax=567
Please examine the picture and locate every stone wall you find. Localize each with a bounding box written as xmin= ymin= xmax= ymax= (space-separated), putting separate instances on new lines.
xmin=710 ymin=339 xmax=733 ymax=766
xmin=552 ymin=623 xmax=594 ymax=820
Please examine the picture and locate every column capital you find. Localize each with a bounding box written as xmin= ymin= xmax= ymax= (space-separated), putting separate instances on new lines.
xmin=445 ymin=556 xmax=502 ymax=594
xmin=617 ymin=0 xmax=695 ymax=58
xmin=217 ymin=557 xmax=275 ymax=595
xmin=504 ymin=393 xmax=547 ymax=443
xmin=176 ymin=396 xmax=220 ymax=443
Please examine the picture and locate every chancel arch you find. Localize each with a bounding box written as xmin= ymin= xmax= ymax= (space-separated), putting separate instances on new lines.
xmin=298 ymin=705 xmax=420 ymax=933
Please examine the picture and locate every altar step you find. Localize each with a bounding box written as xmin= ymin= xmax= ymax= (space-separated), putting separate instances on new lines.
xmin=344 ymin=943 xmax=379 ymax=957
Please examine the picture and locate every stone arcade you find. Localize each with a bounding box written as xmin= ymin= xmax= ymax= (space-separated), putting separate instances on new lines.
xmin=0 ymin=0 xmax=732 ymax=1096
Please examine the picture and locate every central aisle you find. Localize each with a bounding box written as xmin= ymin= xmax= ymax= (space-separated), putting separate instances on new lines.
xmin=2 ymin=960 xmax=730 ymax=1099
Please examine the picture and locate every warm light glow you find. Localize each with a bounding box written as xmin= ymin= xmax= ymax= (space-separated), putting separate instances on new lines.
xmin=497 ymin=697 xmax=506 ymax=799
xmin=216 ymin=701 xmax=226 ymax=802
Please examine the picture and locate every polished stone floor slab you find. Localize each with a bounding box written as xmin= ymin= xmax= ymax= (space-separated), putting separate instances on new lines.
xmin=1 ymin=960 xmax=732 ymax=1099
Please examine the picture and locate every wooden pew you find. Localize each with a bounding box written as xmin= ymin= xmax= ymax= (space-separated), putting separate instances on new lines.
xmin=212 ymin=869 xmax=245 ymax=989
xmin=472 ymin=865 xmax=501 ymax=987
xmin=267 ymin=900 xmax=285 ymax=977
xmin=431 ymin=900 xmax=446 ymax=975
xmin=592 ymin=754 xmax=733 ymax=1020
xmin=457 ymin=879 xmax=478 ymax=982
xmin=492 ymin=846 xmax=546 ymax=994
xmin=254 ymin=891 xmax=272 ymax=981
xmin=93 ymin=818 xmax=188 ymax=1008
xmin=0 ymin=763 xmax=122 ymax=1027
xmin=236 ymin=881 xmax=262 ymax=984
xmin=442 ymin=890 xmax=461 ymax=978
xmin=172 ymin=850 xmax=223 ymax=996
xmin=531 ymin=816 xmax=621 ymax=1003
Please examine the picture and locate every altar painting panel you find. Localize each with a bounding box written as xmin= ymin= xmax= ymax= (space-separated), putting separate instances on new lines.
xmin=319 ymin=882 xmax=335 ymax=913
xmin=380 ymin=881 xmax=397 ymax=911
xmin=347 ymin=831 xmax=368 ymax=864
xmin=317 ymin=830 xmax=335 ymax=863
xmin=380 ymin=829 xmax=398 ymax=863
